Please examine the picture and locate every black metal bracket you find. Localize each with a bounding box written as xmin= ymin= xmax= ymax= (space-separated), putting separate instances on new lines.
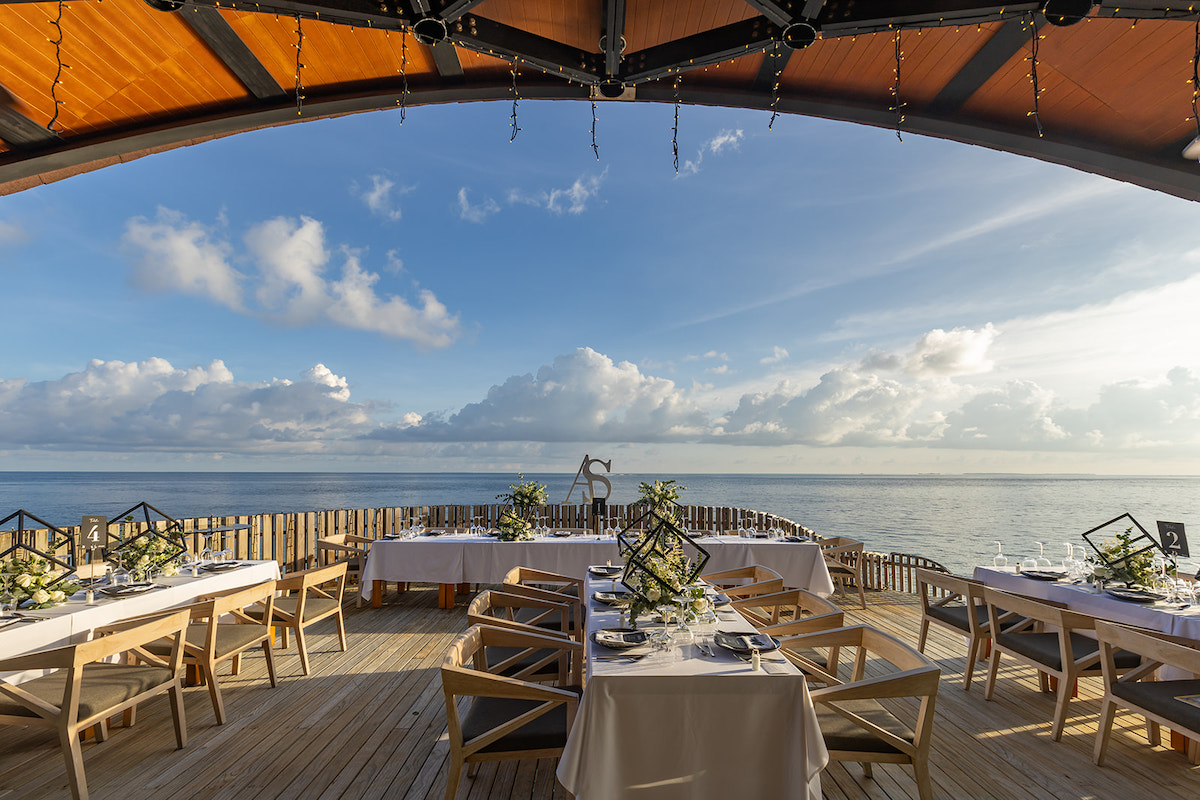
xmin=0 ymin=509 xmax=77 ymax=584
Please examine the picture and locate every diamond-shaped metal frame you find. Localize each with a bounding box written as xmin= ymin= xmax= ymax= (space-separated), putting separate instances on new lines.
xmin=618 ymin=507 xmax=709 ymax=604
xmin=0 ymin=509 xmax=77 ymax=587
xmin=1081 ymin=512 xmax=1163 ymax=570
xmin=107 ymin=501 xmax=187 ymax=569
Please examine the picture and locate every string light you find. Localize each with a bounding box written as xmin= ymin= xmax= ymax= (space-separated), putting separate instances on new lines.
xmin=399 ymin=29 xmax=408 ymax=125
xmin=294 ymin=14 xmax=305 ymax=116
xmin=1027 ymin=13 xmax=1044 ymax=137
xmin=509 ymin=62 xmax=521 ymax=142
xmin=47 ymin=0 xmax=66 ymax=135
xmin=768 ymin=41 xmax=784 ymax=130
xmin=590 ymin=98 xmax=600 ymax=160
xmin=890 ymin=28 xmax=906 ymax=141
xmin=672 ymin=75 xmax=681 ymax=174
xmin=1192 ymin=17 xmax=1200 ymax=142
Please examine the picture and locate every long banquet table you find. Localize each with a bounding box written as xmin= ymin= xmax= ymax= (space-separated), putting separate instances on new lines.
xmin=555 ymin=573 xmax=828 ymax=799
xmin=360 ymin=532 xmax=834 ymax=606
xmin=0 ymin=560 xmax=280 ymax=683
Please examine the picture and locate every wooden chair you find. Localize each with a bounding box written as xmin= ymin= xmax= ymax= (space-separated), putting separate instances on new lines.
xmin=140 ymin=581 xmax=278 ymax=724
xmin=249 ymin=561 xmax=347 ymax=675
xmin=466 ymin=590 xmax=578 ymax=683
xmin=916 ymin=568 xmax=1019 ymax=690
xmin=820 ymin=537 xmax=867 ymax=609
xmin=699 ymin=564 xmax=784 ymax=599
xmin=441 ymin=625 xmax=581 ymax=800
xmin=502 ymin=566 xmax=585 ymax=626
xmin=468 ymin=588 xmax=579 ymax=641
xmin=0 ymin=608 xmax=192 ymax=800
xmin=982 ymin=587 xmax=1143 ymax=741
xmin=732 ymin=588 xmax=845 ymax=680
xmin=1093 ymin=620 xmax=1200 ymax=766
xmin=790 ymin=624 xmax=940 ymax=800
xmin=316 ymin=532 xmax=372 ymax=607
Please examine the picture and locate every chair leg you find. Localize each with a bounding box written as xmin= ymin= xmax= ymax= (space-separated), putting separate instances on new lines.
xmin=1038 ymin=671 xmax=1050 ymax=693
xmin=203 ymin=664 xmax=226 ymax=725
xmin=335 ymin=611 xmax=348 ymax=652
xmin=963 ymin=636 xmax=981 ymax=691
xmin=230 ymin=653 xmax=241 ymax=676
xmin=262 ymin=639 xmax=278 ymax=687
xmin=1093 ymin=698 xmax=1117 ymax=765
xmin=467 ymin=762 xmax=480 ymax=777
xmin=856 ymin=580 xmax=866 ymax=609
xmin=59 ymin=726 xmax=88 ymax=800
xmin=861 ymin=762 xmax=873 ymax=778
xmin=444 ymin=758 xmax=463 ymax=800
xmin=281 ymin=626 xmax=290 ymax=649
xmin=168 ymin=680 xmax=188 ymax=749
xmin=93 ymin=719 xmax=109 ymax=742
xmin=984 ymin=648 xmax=1001 ymax=700
xmin=917 ymin=618 xmax=930 ymax=652
xmin=912 ymin=757 xmax=934 ymax=800
xmin=295 ymin=625 xmax=311 ymax=675
xmin=1144 ymin=718 xmax=1160 ymax=746
xmin=1050 ymin=674 xmax=1072 ymax=741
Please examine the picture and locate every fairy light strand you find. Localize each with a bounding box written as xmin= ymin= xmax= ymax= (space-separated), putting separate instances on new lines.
xmin=890 ymin=28 xmax=906 ymax=141
xmin=1028 ymin=13 xmax=1044 ymax=138
xmin=672 ymin=75 xmax=681 ymax=173
xmin=1192 ymin=16 xmax=1200 ymax=142
xmin=399 ymin=29 xmax=408 ymax=125
xmin=294 ymin=15 xmax=305 ymax=116
xmin=509 ymin=62 xmax=521 ymax=142
xmin=768 ymin=41 xmax=784 ymax=130
xmin=590 ymin=98 xmax=600 ymax=160
xmin=47 ymin=0 xmax=65 ymax=135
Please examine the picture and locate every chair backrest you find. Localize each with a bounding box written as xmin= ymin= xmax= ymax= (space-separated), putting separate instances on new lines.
xmin=701 ymin=565 xmax=785 ymax=598
xmin=1095 ymin=620 xmax=1200 ymax=682
xmin=467 ymin=589 xmax=577 ymax=640
xmin=982 ymin=586 xmax=1101 ymax=670
xmin=732 ymin=588 xmax=842 ymax=631
xmin=273 ymin=561 xmax=347 ymax=621
xmin=821 ymin=538 xmax=864 ymax=559
xmin=802 ymin=625 xmax=941 ymax=758
xmin=191 ymin=580 xmax=276 ymax=655
xmin=316 ymin=533 xmax=368 ymax=569
xmin=915 ymin=568 xmax=985 ymax=633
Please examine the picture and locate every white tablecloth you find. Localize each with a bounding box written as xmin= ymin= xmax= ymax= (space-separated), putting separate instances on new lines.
xmin=0 ymin=561 xmax=280 ymax=682
xmin=556 ymin=575 xmax=827 ymax=799
xmin=973 ymin=567 xmax=1200 ymax=641
xmin=360 ymin=534 xmax=834 ymax=601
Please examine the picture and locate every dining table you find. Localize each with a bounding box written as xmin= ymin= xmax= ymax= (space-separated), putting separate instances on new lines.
xmin=0 ymin=560 xmax=280 ymax=684
xmin=555 ymin=572 xmax=828 ymax=799
xmin=360 ymin=531 xmax=834 ymax=607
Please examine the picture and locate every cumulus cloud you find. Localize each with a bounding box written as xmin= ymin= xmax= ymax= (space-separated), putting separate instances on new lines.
xmin=122 ymin=210 xmax=461 ymax=348
xmin=761 ymin=346 xmax=789 ymax=365
xmin=506 ymin=169 xmax=607 ymax=215
xmin=0 ymin=358 xmax=374 ymax=452
xmin=904 ymin=324 xmax=997 ymax=377
xmin=681 ymin=129 xmax=744 ymax=175
xmin=371 ymin=347 xmax=710 ymax=443
xmin=353 ymin=174 xmax=410 ymax=221
xmin=457 ymin=188 xmax=501 ymax=223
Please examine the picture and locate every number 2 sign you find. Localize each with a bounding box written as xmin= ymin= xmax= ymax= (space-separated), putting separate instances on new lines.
xmin=82 ymin=515 xmax=108 ymax=554
xmin=1157 ymin=521 xmax=1190 ymax=558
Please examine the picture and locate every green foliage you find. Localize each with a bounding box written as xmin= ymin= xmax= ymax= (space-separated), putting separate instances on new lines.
xmin=636 ymin=479 xmax=685 ymax=525
xmin=110 ymin=518 xmax=182 ymax=579
xmin=497 ymin=510 xmax=534 ymax=542
xmin=1087 ymin=526 xmax=1157 ymax=587
xmin=496 ymin=474 xmax=548 ymax=522
xmin=1 ymin=555 xmax=81 ymax=608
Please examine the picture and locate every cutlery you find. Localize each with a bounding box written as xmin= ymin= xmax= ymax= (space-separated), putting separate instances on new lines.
xmin=735 ymin=653 xmax=787 ymax=664
xmin=594 ymin=653 xmax=649 ymax=662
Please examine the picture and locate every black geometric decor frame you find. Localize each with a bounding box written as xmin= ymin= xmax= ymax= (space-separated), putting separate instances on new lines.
xmin=1081 ymin=512 xmax=1163 ymax=570
xmin=618 ymin=507 xmax=710 ymax=605
xmin=0 ymin=509 xmax=77 ymax=586
xmin=107 ymin=501 xmax=187 ymax=566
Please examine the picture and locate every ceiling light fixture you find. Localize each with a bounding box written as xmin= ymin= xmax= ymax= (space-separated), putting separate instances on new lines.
xmin=1041 ymin=0 xmax=1093 ymax=27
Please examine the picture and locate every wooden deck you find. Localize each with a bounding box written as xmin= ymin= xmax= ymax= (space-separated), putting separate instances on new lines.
xmin=1 ymin=586 xmax=1196 ymax=800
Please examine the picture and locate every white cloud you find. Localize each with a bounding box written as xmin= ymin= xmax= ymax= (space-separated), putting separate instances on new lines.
xmin=457 ymin=188 xmax=500 ymax=223
xmin=0 ymin=358 xmax=374 ymax=452
xmin=0 ymin=219 xmax=28 ymax=248
xmin=684 ymin=351 xmax=728 ymax=362
xmin=680 ymin=129 xmax=744 ymax=175
xmin=904 ymin=324 xmax=997 ymax=377
xmin=353 ymin=174 xmax=410 ymax=221
xmin=506 ymin=169 xmax=608 ymax=214
xmin=705 ymin=364 xmax=730 ymax=375
xmin=123 ymin=208 xmax=244 ymax=310
xmin=122 ymin=210 xmax=461 ymax=347
xmin=761 ymin=346 xmax=789 ymax=365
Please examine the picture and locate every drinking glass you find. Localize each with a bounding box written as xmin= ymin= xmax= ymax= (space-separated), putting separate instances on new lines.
xmin=1020 ymin=553 xmax=1039 ymax=572
xmin=992 ymin=542 xmax=1007 ymax=569
xmin=1035 ymin=542 xmax=1052 ymax=569
xmin=0 ymin=573 xmax=15 ymax=618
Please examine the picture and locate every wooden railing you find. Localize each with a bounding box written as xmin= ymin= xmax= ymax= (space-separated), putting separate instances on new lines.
xmin=0 ymin=503 xmax=948 ymax=594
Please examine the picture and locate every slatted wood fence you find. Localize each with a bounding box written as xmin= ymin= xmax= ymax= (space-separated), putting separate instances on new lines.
xmin=1 ymin=503 xmax=948 ymax=592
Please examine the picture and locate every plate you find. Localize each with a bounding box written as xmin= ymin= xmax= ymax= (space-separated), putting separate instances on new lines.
xmin=551 ymin=531 xmax=572 ymax=538
xmin=714 ymin=630 xmax=780 ymax=653
xmin=1106 ymin=588 xmax=1165 ymax=603
xmin=588 ymin=565 xmax=623 ymax=577
xmin=591 ymin=628 xmax=649 ymax=649
xmin=1020 ymin=570 xmax=1066 ymax=581
xmin=422 ymin=530 xmax=444 ymax=537
xmin=784 ymin=536 xmax=809 ymax=543
xmin=99 ymin=582 xmax=159 ymax=597
xmin=592 ymin=590 xmax=635 ymax=605
xmin=201 ymin=561 xmax=244 ymax=572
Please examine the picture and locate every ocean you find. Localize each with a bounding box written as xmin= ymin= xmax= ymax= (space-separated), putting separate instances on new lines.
xmin=1 ymin=472 xmax=1197 ymax=576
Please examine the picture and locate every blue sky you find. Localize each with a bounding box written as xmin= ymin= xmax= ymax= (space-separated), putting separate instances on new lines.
xmin=2 ymin=98 xmax=1200 ymax=474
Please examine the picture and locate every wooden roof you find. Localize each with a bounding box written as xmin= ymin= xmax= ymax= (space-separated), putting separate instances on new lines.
xmin=3 ymin=0 xmax=1200 ymax=198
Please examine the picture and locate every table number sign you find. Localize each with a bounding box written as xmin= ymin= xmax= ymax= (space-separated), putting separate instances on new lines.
xmin=82 ymin=515 xmax=108 ymax=555
xmin=1156 ymin=521 xmax=1189 ymax=558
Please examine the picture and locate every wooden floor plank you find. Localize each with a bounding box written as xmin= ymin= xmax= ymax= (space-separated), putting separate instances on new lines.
xmin=1 ymin=585 xmax=1197 ymax=800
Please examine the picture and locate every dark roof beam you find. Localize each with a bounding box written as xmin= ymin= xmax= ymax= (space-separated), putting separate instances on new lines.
xmin=433 ymin=0 xmax=489 ymax=22
xmin=741 ymin=0 xmax=793 ymax=26
xmin=602 ymin=0 xmax=627 ymax=77
xmin=183 ymin=0 xmax=409 ymax=30
xmin=753 ymin=43 xmax=792 ymax=91
xmin=622 ymin=17 xmax=779 ymax=85
xmin=449 ymin=15 xmax=600 ymax=84
xmin=816 ymin=0 xmax=1039 ymax=37
xmin=801 ymin=0 xmax=826 ymax=19
xmin=185 ymin=6 xmax=288 ymax=101
xmin=0 ymin=106 xmax=58 ymax=148
xmin=926 ymin=18 xmax=1027 ymax=114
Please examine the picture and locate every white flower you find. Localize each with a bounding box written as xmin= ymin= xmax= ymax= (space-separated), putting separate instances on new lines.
xmin=31 ymin=589 xmax=50 ymax=605
xmin=646 ymin=586 xmax=661 ymax=602
xmin=161 ymin=564 xmax=179 ymax=577
xmin=49 ymin=590 xmax=66 ymax=603
xmin=15 ymin=574 xmax=32 ymax=589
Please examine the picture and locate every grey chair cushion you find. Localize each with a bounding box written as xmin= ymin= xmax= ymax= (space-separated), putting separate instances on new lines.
xmin=0 ymin=664 xmax=172 ymax=720
xmin=460 ymin=686 xmax=582 ymax=754
xmin=144 ymin=623 xmax=267 ymax=659
xmin=485 ymin=646 xmax=565 ymax=678
xmin=1112 ymin=678 xmax=1200 ymax=733
xmin=247 ymin=596 xmax=340 ymax=624
xmin=995 ymin=631 xmax=1141 ymax=672
xmin=816 ymin=698 xmax=914 ymax=754
xmin=927 ymin=603 xmax=989 ymax=632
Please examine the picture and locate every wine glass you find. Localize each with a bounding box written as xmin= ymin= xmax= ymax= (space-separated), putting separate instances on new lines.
xmin=671 ymin=592 xmax=695 ymax=652
xmin=0 ymin=573 xmax=15 ymax=618
xmin=1035 ymin=542 xmax=1052 ymax=569
xmin=992 ymin=541 xmax=1007 ymax=569
xmin=653 ymin=601 xmax=676 ymax=650
xmin=1020 ymin=552 xmax=1039 ymax=573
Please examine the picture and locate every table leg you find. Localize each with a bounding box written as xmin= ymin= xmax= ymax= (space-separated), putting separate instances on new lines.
xmin=373 ymin=580 xmax=383 ymax=608
xmin=439 ymin=583 xmax=455 ymax=609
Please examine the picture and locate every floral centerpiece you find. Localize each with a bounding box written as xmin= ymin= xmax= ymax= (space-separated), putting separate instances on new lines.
xmin=623 ymin=535 xmax=695 ymax=625
xmin=635 ymin=479 xmax=685 ymax=527
xmin=1 ymin=555 xmax=81 ymax=608
xmin=1085 ymin=526 xmax=1157 ymax=587
xmin=110 ymin=519 xmax=183 ymax=580
xmin=495 ymin=474 xmax=548 ymax=542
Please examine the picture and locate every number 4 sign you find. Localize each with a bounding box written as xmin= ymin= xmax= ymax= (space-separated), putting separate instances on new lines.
xmin=82 ymin=515 xmax=108 ymax=554
xmin=1157 ymin=521 xmax=1189 ymax=558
